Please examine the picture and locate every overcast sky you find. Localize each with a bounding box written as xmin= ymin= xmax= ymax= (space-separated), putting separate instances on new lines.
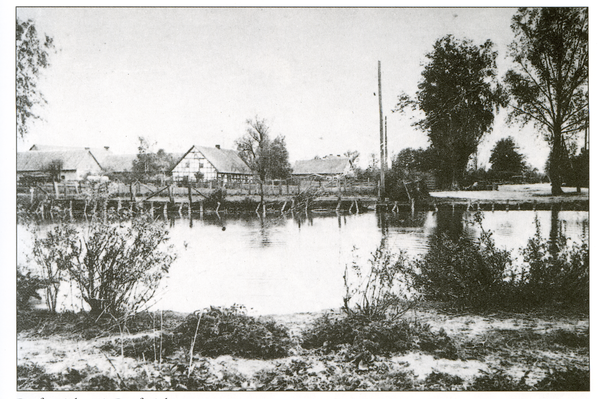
xmin=14 ymin=6 xmax=567 ymax=170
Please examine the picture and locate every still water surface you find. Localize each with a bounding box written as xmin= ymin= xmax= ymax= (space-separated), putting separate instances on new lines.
xmin=18 ymin=210 xmax=588 ymax=315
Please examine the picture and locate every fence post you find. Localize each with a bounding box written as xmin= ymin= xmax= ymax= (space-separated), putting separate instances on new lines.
xmin=54 ymin=181 xmax=60 ymax=199
xmin=188 ymin=183 xmax=193 ymax=213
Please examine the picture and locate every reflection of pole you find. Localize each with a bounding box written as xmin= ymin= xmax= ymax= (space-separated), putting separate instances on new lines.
xmin=187 ymin=183 xmax=193 ymax=220
xmin=378 ymin=61 xmax=385 ymax=200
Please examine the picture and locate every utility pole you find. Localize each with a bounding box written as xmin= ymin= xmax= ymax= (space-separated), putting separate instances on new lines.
xmin=384 ymin=116 xmax=388 ymax=171
xmin=378 ymin=61 xmax=385 ymax=201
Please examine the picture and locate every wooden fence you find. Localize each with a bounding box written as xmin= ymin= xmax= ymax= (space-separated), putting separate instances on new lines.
xmin=17 ymin=178 xmax=378 ymax=201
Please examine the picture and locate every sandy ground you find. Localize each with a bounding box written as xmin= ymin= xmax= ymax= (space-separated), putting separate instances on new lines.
xmin=18 ymin=307 xmax=589 ymax=389
xmin=430 ymin=183 xmax=588 ymax=202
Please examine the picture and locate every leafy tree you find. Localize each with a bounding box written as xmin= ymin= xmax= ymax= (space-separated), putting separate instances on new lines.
xmin=395 ymin=35 xmax=504 ymax=189
xmin=236 ymin=117 xmax=292 ymax=205
xmin=131 ymin=137 xmax=176 ymax=183
xmin=504 ymin=8 xmax=588 ymax=195
xmin=45 ymin=159 xmax=64 ymax=182
xmin=393 ymin=147 xmax=438 ymax=175
xmin=489 ymin=137 xmax=526 ymax=177
xmin=16 ymin=18 xmax=54 ymax=139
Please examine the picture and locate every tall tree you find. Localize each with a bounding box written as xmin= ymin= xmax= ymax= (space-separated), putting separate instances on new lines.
xmin=489 ymin=137 xmax=526 ymax=177
xmin=236 ymin=117 xmax=292 ymax=206
xmin=131 ymin=137 xmax=175 ymax=183
xmin=395 ymin=35 xmax=504 ymax=189
xmin=504 ymin=8 xmax=588 ymax=195
xmin=16 ymin=18 xmax=54 ymax=139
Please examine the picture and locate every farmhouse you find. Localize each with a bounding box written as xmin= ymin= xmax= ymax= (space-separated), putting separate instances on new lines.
xmin=171 ymin=145 xmax=253 ymax=183
xmin=17 ymin=150 xmax=103 ymax=182
xmin=292 ymin=155 xmax=354 ymax=179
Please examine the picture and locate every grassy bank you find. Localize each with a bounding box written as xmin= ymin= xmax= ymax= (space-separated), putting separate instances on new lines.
xmin=17 ymin=303 xmax=589 ymax=391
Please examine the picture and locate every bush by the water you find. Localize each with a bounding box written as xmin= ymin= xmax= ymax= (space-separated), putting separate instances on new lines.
xmin=172 ymin=305 xmax=292 ymax=359
xmin=410 ymin=212 xmax=589 ymax=311
xmin=29 ymin=211 xmax=176 ymax=317
xmin=301 ymin=314 xmax=458 ymax=360
xmin=412 ymin=213 xmax=512 ymax=309
xmin=342 ymin=237 xmax=417 ymax=322
xmin=519 ymin=217 xmax=589 ymax=309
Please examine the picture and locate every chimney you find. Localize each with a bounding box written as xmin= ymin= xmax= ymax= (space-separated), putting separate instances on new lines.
xmin=215 ymin=144 xmax=221 ymax=149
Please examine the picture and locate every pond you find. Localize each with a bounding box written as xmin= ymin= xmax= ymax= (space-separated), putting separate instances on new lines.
xmin=17 ymin=209 xmax=588 ymax=316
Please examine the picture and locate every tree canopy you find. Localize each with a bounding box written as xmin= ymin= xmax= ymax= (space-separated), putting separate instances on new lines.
xmin=489 ymin=137 xmax=526 ymax=177
xmin=236 ymin=117 xmax=292 ymax=204
xmin=16 ymin=18 xmax=54 ymax=139
xmin=504 ymin=7 xmax=588 ymax=194
xmin=395 ymin=35 xmax=504 ymax=189
xmin=131 ymin=137 xmax=177 ymax=183
xmin=236 ymin=117 xmax=292 ymax=181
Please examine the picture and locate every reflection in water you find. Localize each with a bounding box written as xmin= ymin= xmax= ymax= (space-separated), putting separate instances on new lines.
xmin=431 ymin=208 xmax=466 ymax=241
xmin=549 ymin=204 xmax=560 ymax=257
xmin=17 ymin=209 xmax=588 ymax=316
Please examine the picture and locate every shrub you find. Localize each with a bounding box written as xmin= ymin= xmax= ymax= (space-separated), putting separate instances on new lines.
xmin=343 ymin=238 xmax=417 ymax=322
xmin=301 ymin=314 xmax=457 ymax=360
xmin=204 ymin=188 xmax=227 ymax=208
xmin=412 ymin=212 xmax=513 ymax=309
xmin=520 ymin=217 xmax=589 ymax=309
xmin=17 ymin=266 xmax=45 ymax=310
xmin=32 ymin=222 xmax=79 ymax=313
xmin=534 ymin=367 xmax=589 ymax=391
xmin=32 ymin=212 xmax=176 ymax=317
xmin=423 ymin=371 xmax=464 ymax=390
xmin=467 ymin=369 xmax=532 ymax=391
xmin=172 ymin=305 xmax=292 ymax=359
xmin=17 ymin=363 xmax=55 ymax=390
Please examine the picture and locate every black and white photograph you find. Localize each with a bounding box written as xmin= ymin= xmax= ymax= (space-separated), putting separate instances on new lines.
xmin=10 ymin=4 xmax=591 ymax=394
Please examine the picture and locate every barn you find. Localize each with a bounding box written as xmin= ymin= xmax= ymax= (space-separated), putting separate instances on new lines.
xmin=292 ymin=155 xmax=354 ymax=179
xmin=17 ymin=150 xmax=103 ymax=182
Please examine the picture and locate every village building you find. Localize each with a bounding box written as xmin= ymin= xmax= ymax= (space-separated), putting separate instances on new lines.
xmin=292 ymin=155 xmax=355 ymax=179
xmin=29 ymin=144 xmax=113 ymax=164
xmin=171 ymin=145 xmax=253 ymax=184
xmin=17 ymin=150 xmax=103 ymax=182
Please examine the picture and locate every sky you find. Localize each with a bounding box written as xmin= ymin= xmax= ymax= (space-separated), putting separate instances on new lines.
xmin=12 ymin=6 xmax=578 ymax=170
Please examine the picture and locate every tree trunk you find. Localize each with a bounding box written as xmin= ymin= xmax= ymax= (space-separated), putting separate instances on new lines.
xmin=549 ymin=129 xmax=564 ymax=196
xmin=259 ymin=180 xmax=264 ymax=207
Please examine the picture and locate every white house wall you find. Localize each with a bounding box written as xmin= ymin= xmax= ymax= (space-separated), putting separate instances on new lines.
xmin=172 ymin=148 xmax=218 ymax=182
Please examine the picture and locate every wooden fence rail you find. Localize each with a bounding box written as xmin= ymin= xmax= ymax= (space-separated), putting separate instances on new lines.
xmin=17 ymin=179 xmax=378 ymax=201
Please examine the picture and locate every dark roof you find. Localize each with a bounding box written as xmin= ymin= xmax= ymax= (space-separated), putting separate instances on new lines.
xmin=17 ymin=151 xmax=101 ymax=172
xmin=292 ymin=157 xmax=351 ymax=175
xmin=179 ymin=145 xmax=252 ymax=175
xmin=102 ymin=154 xmax=138 ymax=173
